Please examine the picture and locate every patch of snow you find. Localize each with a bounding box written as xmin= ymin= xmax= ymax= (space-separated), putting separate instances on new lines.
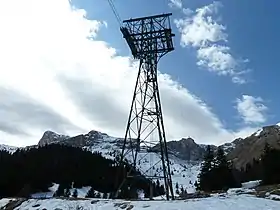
xmin=11 ymin=195 xmax=280 ymax=210
xmin=227 ymin=188 xmax=255 ymax=195
xmin=31 ymin=183 xmax=59 ymax=198
xmin=49 ymin=183 xmax=59 ymax=192
xmin=254 ymin=128 xmax=263 ymax=137
xmin=268 ymin=194 xmax=280 ymax=200
xmin=138 ymin=190 xmax=145 ymax=200
xmin=222 ymin=143 xmax=236 ymax=154
xmin=222 ymin=143 xmax=235 ymax=149
xmin=0 ymin=198 xmax=15 ymax=208
xmin=241 ymin=180 xmax=261 ymax=189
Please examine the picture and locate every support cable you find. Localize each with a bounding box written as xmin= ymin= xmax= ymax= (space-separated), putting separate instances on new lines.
xmin=107 ymin=0 xmax=123 ymax=26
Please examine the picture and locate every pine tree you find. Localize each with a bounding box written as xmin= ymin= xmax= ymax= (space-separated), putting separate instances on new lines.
xmin=175 ymin=182 xmax=179 ymax=194
xmin=96 ymin=192 xmax=101 ymax=198
xmin=109 ymin=192 xmax=114 ymax=199
xmin=180 ymin=186 xmax=184 ymax=195
xmin=103 ymin=192 xmax=108 ymax=199
xmin=261 ymin=142 xmax=280 ymax=185
xmin=64 ymin=187 xmax=71 ymax=197
xmin=155 ymin=180 xmax=161 ymax=194
xmin=86 ymin=187 xmax=95 ymax=198
xmin=196 ymin=145 xmax=214 ymax=191
xmin=72 ymin=189 xmax=78 ymax=198
xmin=194 ymin=181 xmax=199 ymax=190
xmin=212 ymin=147 xmax=240 ymax=191
xmin=156 ymin=180 xmax=160 ymax=188
xmin=215 ymin=147 xmax=228 ymax=167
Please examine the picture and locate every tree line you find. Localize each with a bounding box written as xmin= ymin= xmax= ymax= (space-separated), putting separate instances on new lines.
xmin=0 ymin=144 xmax=165 ymax=199
xmin=235 ymin=142 xmax=280 ymax=185
xmin=195 ymin=143 xmax=280 ymax=192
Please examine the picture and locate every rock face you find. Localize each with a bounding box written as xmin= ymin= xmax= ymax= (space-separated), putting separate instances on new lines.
xmin=150 ymin=138 xmax=207 ymax=161
xmin=38 ymin=130 xmax=118 ymax=148
xmin=38 ymin=131 xmax=69 ymax=146
xmin=150 ymin=139 xmax=238 ymax=161
xmin=227 ymin=125 xmax=280 ymax=169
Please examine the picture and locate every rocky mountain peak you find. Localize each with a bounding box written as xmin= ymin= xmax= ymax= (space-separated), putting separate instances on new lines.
xmin=227 ymin=124 xmax=280 ymax=169
xmin=38 ymin=130 xmax=69 ymax=146
xmin=85 ymin=130 xmax=109 ymax=141
xmin=180 ymin=137 xmax=196 ymax=145
xmin=37 ymin=129 xmax=114 ymax=148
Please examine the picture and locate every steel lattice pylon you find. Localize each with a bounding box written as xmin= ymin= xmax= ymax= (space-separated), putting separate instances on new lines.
xmin=117 ymin=13 xmax=175 ymax=200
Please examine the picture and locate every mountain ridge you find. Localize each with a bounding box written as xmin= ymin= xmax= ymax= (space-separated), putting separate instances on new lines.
xmin=2 ymin=123 xmax=280 ymax=171
xmin=2 ymin=123 xmax=280 ymax=193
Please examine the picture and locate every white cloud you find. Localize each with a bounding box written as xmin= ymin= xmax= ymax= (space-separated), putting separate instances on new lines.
xmin=0 ymin=0 xmax=257 ymax=147
xmin=174 ymin=1 xmax=248 ymax=83
xmin=175 ymin=2 xmax=227 ymax=47
xmin=236 ymin=95 xmax=268 ymax=125
xmin=169 ymin=0 xmax=183 ymax=9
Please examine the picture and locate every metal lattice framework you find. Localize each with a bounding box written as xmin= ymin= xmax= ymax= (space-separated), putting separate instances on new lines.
xmin=116 ymin=13 xmax=175 ymax=200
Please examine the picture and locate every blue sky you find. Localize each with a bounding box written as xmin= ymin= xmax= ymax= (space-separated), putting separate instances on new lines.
xmin=0 ymin=0 xmax=278 ymax=146
xmin=71 ymin=0 xmax=278 ymax=129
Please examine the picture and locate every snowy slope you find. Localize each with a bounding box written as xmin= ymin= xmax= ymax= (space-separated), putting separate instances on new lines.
xmin=3 ymin=194 xmax=278 ymax=210
xmin=83 ymin=134 xmax=200 ymax=194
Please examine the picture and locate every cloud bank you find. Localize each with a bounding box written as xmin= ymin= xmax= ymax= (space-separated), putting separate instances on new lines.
xmin=0 ymin=0 xmax=259 ymax=146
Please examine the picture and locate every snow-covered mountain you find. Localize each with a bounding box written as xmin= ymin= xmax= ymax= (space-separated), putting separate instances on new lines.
xmin=36 ymin=130 xmax=201 ymax=194
xmin=2 ymin=123 xmax=280 ymax=194
xmin=0 ymin=144 xmax=19 ymax=153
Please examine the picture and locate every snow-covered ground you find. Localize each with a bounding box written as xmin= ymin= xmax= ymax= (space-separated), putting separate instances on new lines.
xmin=2 ymin=181 xmax=280 ymax=209
xmin=0 ymin=194 xmax=278 ymax=210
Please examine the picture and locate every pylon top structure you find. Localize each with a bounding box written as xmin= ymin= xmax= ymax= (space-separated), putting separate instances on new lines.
xmin=120 ymin=13 xmax=175 ymax=60
xmin=116 ymin=13 xmax=175 ymax=200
